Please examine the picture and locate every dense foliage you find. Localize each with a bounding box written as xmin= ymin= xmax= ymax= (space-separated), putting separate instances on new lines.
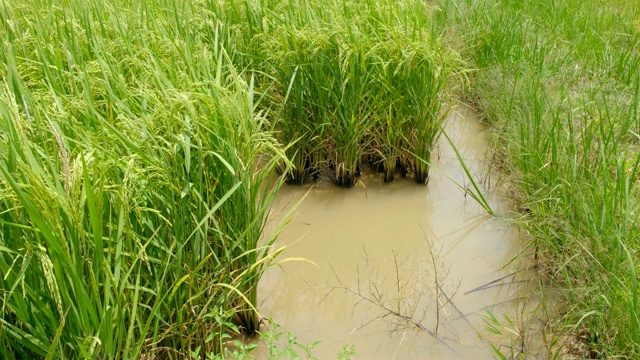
xmin=0 ymin=0 xmax=452 ymax=358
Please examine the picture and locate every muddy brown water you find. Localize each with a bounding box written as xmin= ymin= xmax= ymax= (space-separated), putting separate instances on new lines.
xmin=257 ymin=108 xmax=533 ymax=359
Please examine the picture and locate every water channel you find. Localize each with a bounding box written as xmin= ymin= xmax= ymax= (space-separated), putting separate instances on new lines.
xmin=257 ymin=107 xmax=534 ymax=359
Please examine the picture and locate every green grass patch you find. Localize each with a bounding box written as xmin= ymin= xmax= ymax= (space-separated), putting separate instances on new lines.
xmin=437 ymin=0 xmax=640 ymax=356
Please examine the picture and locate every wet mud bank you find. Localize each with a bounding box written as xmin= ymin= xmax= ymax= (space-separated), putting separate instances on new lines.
xmin=258 ymin=107 xmax=535 ymax=359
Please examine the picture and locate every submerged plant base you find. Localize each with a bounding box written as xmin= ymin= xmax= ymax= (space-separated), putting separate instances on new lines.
xmin=412 ymin=155 xmax=431 ymax=185
xmin=334 ymin=164 xmax=362 ymax=188
xmin=234 ymin=287 xmax=261 ymax=335
xmin=413 ymin=172 xmax=430 ymax=185
xmin=235 ymin=310 xmax=261 ymax=336
xmin=368 ymin=153 xmax=399 ymax=183
xmin=278 ymin=155 xmax=317 ymax=185
xmin=281 ymin=156 xmax=434 ymax=187
xmin=383 ymin=158 xmax=396 ymax=182
xmin=284 ymin=169 xmax=307 ymax=185
xmin=284 ymin=166 xmax=311 ymax=185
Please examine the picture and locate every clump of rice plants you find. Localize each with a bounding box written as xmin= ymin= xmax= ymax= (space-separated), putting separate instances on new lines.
xmin=367 ymin=52 xmax=406 ymax=183
xmin=0 ymin=1 xmax=288 ymax=358
xmin=328 ymin=41 xmax=376 ymax=188
xmin=262 ymin=28 xmax=336 ymax=185
xmin=325 ymin=0 xmax=453 ymax=186
xmin=400 ymin=45 xmax=451 ymax=185
xmin=253 ymin=0 xmax=455 ymax=187
xmin=367 ymin=31 xmax=454 ymax=184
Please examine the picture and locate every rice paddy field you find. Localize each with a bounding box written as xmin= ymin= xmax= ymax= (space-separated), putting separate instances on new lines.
xmin=0 ymin=0 xmax=639 ymax=359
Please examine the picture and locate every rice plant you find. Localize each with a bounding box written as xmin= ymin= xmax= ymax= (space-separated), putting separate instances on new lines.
xmin=262 ymin=28 xmax=336 ymax=185
xmin=328 ymin=39 xmax=376 ymax=188
xmin=370 ymin=109 xmax=406 ymax=182
xmin=401 ymin=46 xmax=451 ymax=185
